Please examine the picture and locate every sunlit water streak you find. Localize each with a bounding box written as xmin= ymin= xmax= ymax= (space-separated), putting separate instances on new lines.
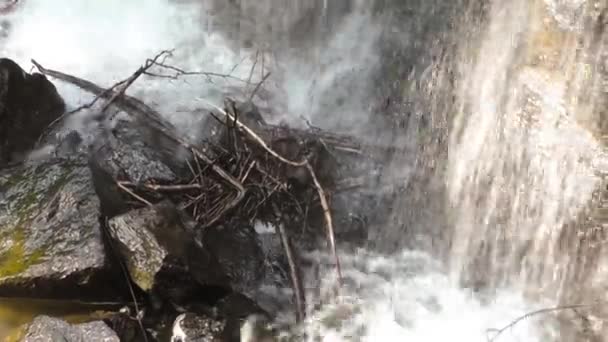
xmin=3 ymin=0 xmax=606 ymax=341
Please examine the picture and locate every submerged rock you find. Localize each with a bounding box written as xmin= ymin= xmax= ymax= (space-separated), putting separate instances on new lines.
xmin=0 ymin=158 xmax=114 ymax=299
xmin=21 ymin=316 xmax=119 ymax=342
xmin=0 ymin=58 xmax=66 ymax=165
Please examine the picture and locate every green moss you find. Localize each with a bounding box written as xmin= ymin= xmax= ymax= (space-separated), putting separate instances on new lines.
xmin=45 ymin=172 xmax=73 ymax=201
xmin=0 ymin=162 xmax=77 ymax=280
xmin=129 ymin=263 xmax=155 ymax=291
xmin=0 ymin=229 xmax=45 ymax=278
xmin=0 ymin=172 xmax=28 ymax=189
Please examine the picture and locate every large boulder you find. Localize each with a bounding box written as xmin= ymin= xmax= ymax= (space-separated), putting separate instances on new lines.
xmin=107 ymin=201 xmax=269 ymax=313
xmin=20 ymin=316 xmax=119 ymax=342
xmin=106 ymin=200 xmax=222 ymax=294
xmin=0 ymin=58 xmax=66 ymax=165
xmin=0 ymin=158 xmax=117 ymax=299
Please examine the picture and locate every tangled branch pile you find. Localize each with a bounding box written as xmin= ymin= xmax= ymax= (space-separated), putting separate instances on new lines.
xmin=30 ymin=51 xmax=391 ymax=324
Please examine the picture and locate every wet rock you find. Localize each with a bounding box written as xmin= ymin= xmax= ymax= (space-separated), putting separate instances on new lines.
xmin=0 ymin=158 xmax=117 ymax=299
xmin=103 ymin=310 xmax=152 ymax=342
xmin=89 ymin=119 xmax=180 ymax=217
xmin=21 ymin=316 xmax=119 ymax=342
xmin=0 ymin=58 xmax=66 ymax=165
xmin=108 ymin=201 xmax=267 ymax=296
xmin=107 ymin=200 xmax=231 ymax=315
xmin=170 ymin=312 xmax=225 ymax=342
xmin=54 ymin=130 xmax=85 ymax=158
xmin=199 ymin=218 xmax=266 ymax=295
xmin=106 ymin=200 xmax=203 ymax=292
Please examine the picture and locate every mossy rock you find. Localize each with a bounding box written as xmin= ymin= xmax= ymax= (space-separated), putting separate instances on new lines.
xmin=107 ymin=208 xmax=168 ymax=292
xmin=0 ymin=158 xmax=109 ymax=298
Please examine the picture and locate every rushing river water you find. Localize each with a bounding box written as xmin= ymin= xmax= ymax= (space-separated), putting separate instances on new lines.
xmin=1 ymin=0 xmax=607 ymax=341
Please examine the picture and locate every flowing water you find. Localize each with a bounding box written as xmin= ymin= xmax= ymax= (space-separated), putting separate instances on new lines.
xmin=1 ymin=0 xmax=607 ymax=341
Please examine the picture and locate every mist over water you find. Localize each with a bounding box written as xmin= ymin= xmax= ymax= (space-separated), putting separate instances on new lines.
xmin=2 ymin=0 xmax=606 ymax=341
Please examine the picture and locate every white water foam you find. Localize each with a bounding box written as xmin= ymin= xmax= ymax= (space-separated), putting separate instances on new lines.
xmin=299 ymin=250 xmax=552 ymax=342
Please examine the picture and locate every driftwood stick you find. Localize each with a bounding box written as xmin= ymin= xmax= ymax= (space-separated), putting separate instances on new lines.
xmin=36 ymin=78 xmax=128 ymax=144
xmin=306 ymin=162 xmax=342 ymax=282
xmin=116 ymin=181 xmax=153 ymax=207
xmin=201 ymin=99 xmax=307 ymax=167
xmin=31 ymin=58 xmax=174 ymax=132
xmin=100 ymin=50 xmax=172 ymax=113
xmin=272 ymin=203 xmax=306 ymax=322
xmin=144 ymin=183 xmax=203 ymax=192
xmin=146 ymin=60 xmax=254 ymax=85
xmin=248 ymin=72 xmax=271 ymax=102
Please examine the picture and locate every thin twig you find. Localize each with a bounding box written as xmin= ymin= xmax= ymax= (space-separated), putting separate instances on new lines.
xmin=249 ymin=72 xmax=272 ymax=102
xmin=31 ymin=58 xmax=174 ymax=132
xmin=36 ymin=78 xmax=128 ymax=144
xmin=272 ymin=203 xmax=306 ymax=323
xmin=116 ymin=181 xmax=153 ymax=207
xmin=179 ymin=144 xmax=245 ymax=228
xmin=144 ymin=183 xmax=202 ymax=191
xmin=241 ymin=160 xmax=256 ymax=183
xmin=100 ymin=50 xmax=172 ymax=113
xmin=306 ymin=162 xmax=342 ymax=283
xmin=147 ymin=60 xmax=254 ymax=85
xmin=200 ymin=99 xmax=307 ymax=167
xmin=487 ymin=303 xmax=600 ymax=342
xmin=247 ymin=50 xmax=260 ymax=86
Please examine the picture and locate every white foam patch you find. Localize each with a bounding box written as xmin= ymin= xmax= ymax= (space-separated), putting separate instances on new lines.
xmin=299 ymin=250 xmax=554 ymax=342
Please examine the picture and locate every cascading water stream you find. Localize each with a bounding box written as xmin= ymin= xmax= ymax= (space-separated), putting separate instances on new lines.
xmin=448 ymin=0 xmax=608 ymax=339
xmin=1 ymin=0 xmax=606 ymax=341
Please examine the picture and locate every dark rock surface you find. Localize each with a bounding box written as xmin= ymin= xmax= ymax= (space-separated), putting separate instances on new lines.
xmin=89 ymin=119 xmax=180 ymax=217
xmin=107 ymin=200 xmax=212 ymax=293
xmin=21 ymin=316 xmax=119 ymax=342
xmin=107 ymin=201 xmax=268 ymax=299
xmin=0 ymin=58 xmax=66 ymax=165
xmin=0 ymin=158 xmax=117 ymax=299
xmin=199 ymin=218 xmax=266 ymax=295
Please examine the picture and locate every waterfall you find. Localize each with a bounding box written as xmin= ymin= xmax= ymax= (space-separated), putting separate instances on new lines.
xmin=448 ymin=0 xmax=608 ymax=338
xmin=1 ymin=0 xmax=606 ymax=340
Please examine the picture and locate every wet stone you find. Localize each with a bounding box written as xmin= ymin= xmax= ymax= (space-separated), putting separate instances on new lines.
xmin=0 ymin=158 xmax=112 ymax=299
xmin=88 ymin=119 xmax=179 ymax=217
xmin=107 ymin=201 xmax=195 ymax=292
xmin=199 ymin=218 xmax=266 ymax=295
xmin=170 ymin=312 xmax=225 ymax=342
xmin=0 ymin=58 xmax=66 ymax=165
xmin=21 ymin=316 xmax=119 ymax=342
